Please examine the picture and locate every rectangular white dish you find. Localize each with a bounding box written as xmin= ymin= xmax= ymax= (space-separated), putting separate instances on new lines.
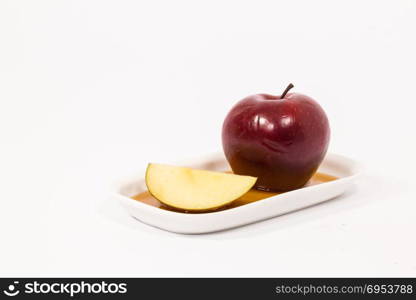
xmin=114 ymin=153 xmax=361 ymax=234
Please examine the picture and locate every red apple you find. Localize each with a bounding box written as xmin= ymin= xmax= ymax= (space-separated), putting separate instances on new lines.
xmin=222 ymin=84 xmax=330 ymax=192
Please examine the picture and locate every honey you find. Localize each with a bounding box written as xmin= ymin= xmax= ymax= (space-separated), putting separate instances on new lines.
xmin=131 ymin=172 xmax=337 ymax=213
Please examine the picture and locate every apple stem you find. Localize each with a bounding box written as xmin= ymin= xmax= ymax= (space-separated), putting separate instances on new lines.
xmin=281 ymin=83 xmax=294 ymax=98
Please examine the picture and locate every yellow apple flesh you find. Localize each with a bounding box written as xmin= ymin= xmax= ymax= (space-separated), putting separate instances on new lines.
xmin=145 ymin=163 xmax=257 ymax=211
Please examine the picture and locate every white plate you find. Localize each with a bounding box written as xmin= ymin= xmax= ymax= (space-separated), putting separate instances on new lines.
xmin=114 ymin=153 xmax=361 ymax=234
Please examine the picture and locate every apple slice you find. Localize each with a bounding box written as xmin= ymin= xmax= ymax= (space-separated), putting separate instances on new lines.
xmin=145 ymin=163 xmax=257 ymax=211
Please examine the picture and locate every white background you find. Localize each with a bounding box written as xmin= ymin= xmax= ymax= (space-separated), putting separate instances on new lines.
xmin=1 ymin=0 xmax=415 ymax=276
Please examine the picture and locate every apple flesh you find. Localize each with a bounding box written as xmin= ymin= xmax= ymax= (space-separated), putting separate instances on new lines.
xmin=222 ymin=84 xmax=330 ymax=192
xmin=145 ymin=163 xmax=257 ymax=211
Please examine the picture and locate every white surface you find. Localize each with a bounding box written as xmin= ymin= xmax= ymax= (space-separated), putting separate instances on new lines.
xmin=117 ymin=153 xmax=361 ymax=234
xmin=0 ymin=0 xmax=415 ymax=276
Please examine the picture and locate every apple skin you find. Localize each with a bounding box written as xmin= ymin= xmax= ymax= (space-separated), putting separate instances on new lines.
xmin=222 ymin=91 xmax=330 ymax=192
